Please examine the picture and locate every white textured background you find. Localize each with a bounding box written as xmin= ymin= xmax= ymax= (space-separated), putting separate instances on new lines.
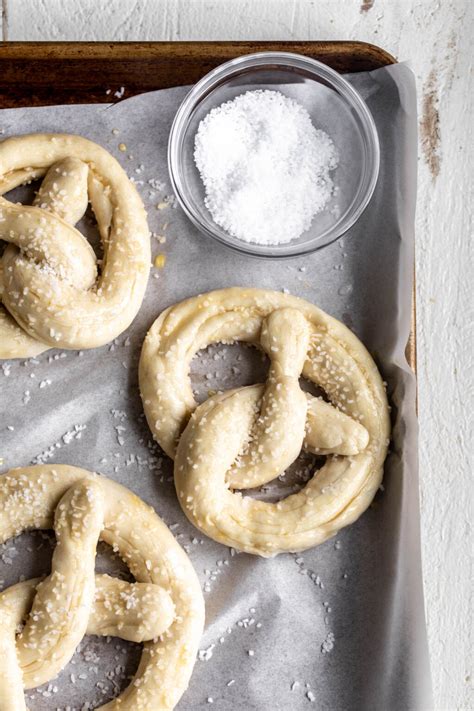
xmin=1 ymin=1 xmax=472 ymax=709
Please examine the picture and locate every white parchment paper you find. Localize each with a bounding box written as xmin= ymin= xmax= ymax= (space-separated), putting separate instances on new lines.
xmin=0 ymin=63 xmax=432 ymax=710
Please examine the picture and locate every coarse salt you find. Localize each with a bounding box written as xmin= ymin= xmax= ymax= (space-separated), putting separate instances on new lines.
xmin=194 ymin=89 xmax=339 ymax=245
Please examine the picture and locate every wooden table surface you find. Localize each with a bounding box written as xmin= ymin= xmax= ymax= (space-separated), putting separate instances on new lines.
xmin=0 ymin=2 xmax=471 ymax=710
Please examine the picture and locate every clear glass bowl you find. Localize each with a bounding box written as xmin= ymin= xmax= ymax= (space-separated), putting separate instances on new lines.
xmin=168 ymin=51 xmax=379 ymax=258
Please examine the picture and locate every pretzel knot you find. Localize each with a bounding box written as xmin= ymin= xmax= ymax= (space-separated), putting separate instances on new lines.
xmin=0 ymin=134 xmax=150 ymax=359
xmin=0 ymin=465 xmax=204 ymax=710
xmin=140 ymin=288 xmax=390 ymax=557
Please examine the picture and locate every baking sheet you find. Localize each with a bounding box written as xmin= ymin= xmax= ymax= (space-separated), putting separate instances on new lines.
xmin=0 ymin=63 xmax=432 ymax=710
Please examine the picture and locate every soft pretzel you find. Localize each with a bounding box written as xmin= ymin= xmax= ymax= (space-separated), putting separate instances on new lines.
xmin=139 ymin=288 xmax=390 ymax=557
xmin=0 ymin=465 xmax=205 ymax=710
xmin=0 ymin=134 xmax=150 ymax=359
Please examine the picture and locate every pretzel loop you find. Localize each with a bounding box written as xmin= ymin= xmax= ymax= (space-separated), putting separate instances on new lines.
xmin=0 ymin=134 xmax=150 ymax=359
xmin=0 ymin=465 xmax=204 ymax=710
xmin=140 ymin=288 xmax=390 ymax=557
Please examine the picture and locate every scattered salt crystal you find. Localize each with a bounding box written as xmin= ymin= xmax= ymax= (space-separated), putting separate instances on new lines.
xmin=321 ymin=631 xmax=335 ymax=654
xmin=338 ymin=283 xmax=353 ymax=296
xmin=148 ymin=177 xmax=166 ymax=191
xmin=198 ymin=644 xmax=215 ymax=661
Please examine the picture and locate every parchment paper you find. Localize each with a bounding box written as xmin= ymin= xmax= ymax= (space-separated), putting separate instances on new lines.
xmin=0 ymin=63 xmax=433 ymax=711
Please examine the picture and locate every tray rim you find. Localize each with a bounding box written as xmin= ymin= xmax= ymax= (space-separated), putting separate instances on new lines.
xmin=0 ymin=40 xmax=397 ymax=65
xmin=0 ymin=39 xmax=415 ymax=373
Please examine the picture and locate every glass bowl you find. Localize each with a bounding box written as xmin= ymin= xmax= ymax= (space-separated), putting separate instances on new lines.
xmin=168 ymin=51 xmax=379 ymax=258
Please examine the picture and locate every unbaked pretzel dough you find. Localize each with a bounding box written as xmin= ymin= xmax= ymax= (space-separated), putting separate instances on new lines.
xmin=140 ymin=288 xmax=390 ymax=557
xmin=0 ymin=134 xmax=151 ymax=359
xmin=0 ymin=465 xmax=205 ymax=710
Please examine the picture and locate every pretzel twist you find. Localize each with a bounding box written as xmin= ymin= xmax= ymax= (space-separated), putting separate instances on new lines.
xmin=0 ymin=134 xmax=150 ymax=359
xmin=0 ymin=465 xmax=204 ymax=710
xmin=140 ymin=288 xmax=390 ymax=557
